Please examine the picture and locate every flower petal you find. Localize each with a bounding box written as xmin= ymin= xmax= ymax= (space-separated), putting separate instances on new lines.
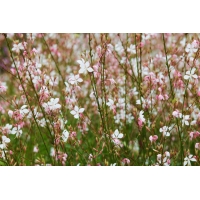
xmin=79 ymin=108 xmax=84 ymax=113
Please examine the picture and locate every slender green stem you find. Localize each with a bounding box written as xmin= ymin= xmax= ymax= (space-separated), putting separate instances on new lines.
xmin=162 ymin=33 xmax=174 ymax=99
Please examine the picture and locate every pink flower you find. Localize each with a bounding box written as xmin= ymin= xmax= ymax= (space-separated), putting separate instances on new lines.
xmin=122 ymin=158 xmax=130 ymax=165
xmin=149 ymin=135 xmax=158 ymax=143
xmin=195 ymin=143 xmax=200 ymax=150
xmin=2 ymin=124 xmax=12 ymax=135
xmin=0 ymin=82 xmax=7 ymax=93
xmin=172 ymin=109 xmax=181 ymax=118
xmin=190 ymin=131 xmax=200 ymax=140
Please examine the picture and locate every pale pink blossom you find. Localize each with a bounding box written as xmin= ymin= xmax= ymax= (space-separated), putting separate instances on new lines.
xmin=42 ymin=98 xmax=61 ymax=112
xmin=12 ymin=42 xmax=24 ymax=53
xmin=77 ymin=58 xmax=93 ymax=74
xmin=68 ymin=74 xmax=83 ymax=85
xmin=122 ymin=158 xmax=130 ymax=165
xmin=70 ymin=106 xmax=84 ymax=119
xmin=149 ymin=135 xmax=158 ymax=143
xmin=0 ymin=82 xmax=7 ymax=93
xmin=195 ymin=143 xmax=200 ymax=150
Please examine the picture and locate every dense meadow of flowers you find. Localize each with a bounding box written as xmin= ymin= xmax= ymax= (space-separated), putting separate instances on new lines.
xmin=0 ymin=33 xmax=200 ymax=166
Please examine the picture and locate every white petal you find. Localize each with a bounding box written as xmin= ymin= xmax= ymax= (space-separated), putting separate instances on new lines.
xmin=70 ymin=110 xmax=76 ymax=115
xmin=69 ymin=80 xmax=75 ymax=85
xmin=166 ymin=132 xmax=170 ymax=137
xmin=118 ymin=133 xmax=123 ymax=138
xmin=79 ymin=68 xmax=85 ymax=74
xmin=74 ymin=106 xmax=79 ymax=112
xmin=21 ymin=105 xmax=28 ymax=109
xmin=185 ymin=121 xmax=189 ymax=126
xmin=78 ymin=78 xmax=83 ymax=82
xmin=87 ymin=67 xmax=94 ymax=72
xmin=192 ymin=74 xmax=198 ymax=79
xmin=77 ymin=60 xmax=83 ymax=65
xmin=191 ymin=68 xmax=196 ymax=74
xmin=193 ymin=48 xmax=198 ymax=53
xmin=185 ymin=115 xmax=190 ymax=119
xmin=74 ymin=114 xmax=79 ymax=119
xmin=184 ymin=75 xmax=189 ymax=80
xmin=79 ymin=108 xmax=84 ymax=113
xmin=5 ymin=138 xmax=10 ymax=143
xmin=54 ymin=104 xmax=61 ymax=109
xmin=190 ymin=158 xmax=197 ymax=162
xmin=183 ymin=161 xmax=187 ymax=166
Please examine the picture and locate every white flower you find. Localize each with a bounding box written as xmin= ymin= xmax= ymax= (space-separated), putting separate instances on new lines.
xmin=157 ymin=151 xmax=171 ymax=166
xmin=62 ymin=130 xmax=69 ymax=142
xmin=126 ymin=113 xmax=134 ymax=123
xmin=12 ymin=43 xmax=24 ymax=53
xmin=159 ymin=126 xmax=171 ymax=137
xmin=131 ymin=87 xmax=138 ymax=96
xmin=33 ymin=146 xmax=39 ymax=153
xmin=185 ymin=43 xmax=198 ymax=54
xmin=70 ymin=106 xmax=84 ymax=119
xmin=112 ymin=129 xmax=123 ymax=139
xmin=136 ymin=97 xmax=144 ymax=105
xmin=182 ymin=115 xmax=190 ymax=126
xmin=37 ymin=118 xmax=46 ymax=127
xmin=68 ymin=74 xmax=83 ymax=85
xmin=116 ymin=98 xmax=125 ymax=108
xmin=10 ymin=125 xmax=22 ymax=137
xmin=65 ymin=82 xmax=71 ymax=92
xmin=120 ymin=57 xmax=126 ymax=64
xmin=106 ymin=99 xmax=115 ymax=110
xmin=184 ymin=68 xmax=198 ymax=80
xmin=27 ymin=107 xmax=39 ymax=119
xmin=110 ymin=163 xmax=117 ymax=166
xmin=0 ymin=136 xmax=10 ymax=149
xmin=88 ymin=154 xmax=93 ymax=161
xmin=127 ymin=44 xmax=136 ymax=54
xmin=139 ymin=111 xmax=145 ymax=123
xmin=2 ymin=124 xmax=12 ymax=134
xmin=115 ymin=42 xmax=124 ymax=54
xmin=42 ymin=98 xmax=61 ymax=112
xmin=77 ymin=58 xmax=93 ymax=74
xmin=50 ymin=147 xmax=55 ymax=157
xmin=20 ymin=105 xmax=29 ymax=116
xmin=184 ymin=155 xmax=197 ymax=166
